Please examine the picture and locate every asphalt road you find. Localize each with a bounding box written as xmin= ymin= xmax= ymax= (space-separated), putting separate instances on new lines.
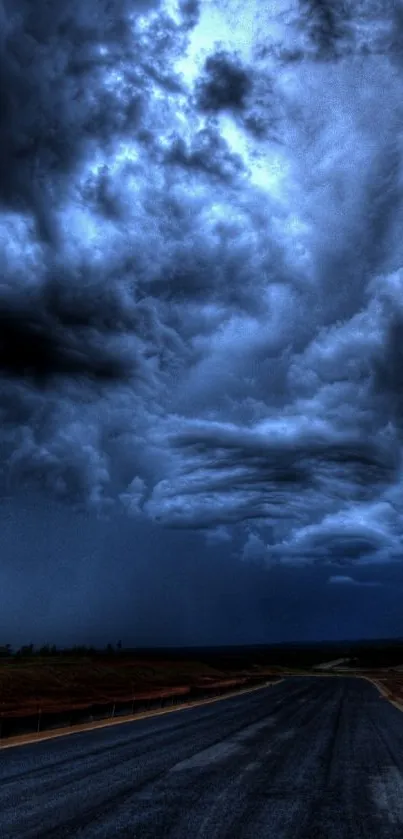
xmin=1 ymin=677 xmax=403 ymax=838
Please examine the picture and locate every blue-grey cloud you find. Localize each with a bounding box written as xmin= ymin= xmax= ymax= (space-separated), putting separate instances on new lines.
xmin=328 ymin=575 xmax=383 ymax=588
xmin=328 ymin=576 xmax=356 ymax=585
xmin=1 ymin=0 xmax=403 ymax=572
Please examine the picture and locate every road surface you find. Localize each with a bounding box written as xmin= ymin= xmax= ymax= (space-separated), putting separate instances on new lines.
xmin=1 ymin=677 xmax=403 ymax=837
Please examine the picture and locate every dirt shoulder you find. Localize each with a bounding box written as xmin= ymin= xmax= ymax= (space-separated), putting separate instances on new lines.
xmin=0 ymin=679 xmax=281 ymax=751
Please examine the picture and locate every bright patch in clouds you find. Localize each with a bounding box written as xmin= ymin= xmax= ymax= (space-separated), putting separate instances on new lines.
xmin=218 ymin=115 xmax=289 ymax=197
xmin=175 ymin=0 xmax=258 ymax=84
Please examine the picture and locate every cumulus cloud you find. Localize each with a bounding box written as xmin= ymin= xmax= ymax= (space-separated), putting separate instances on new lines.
xmin=1 ymin=0 xmax=403 ymax=568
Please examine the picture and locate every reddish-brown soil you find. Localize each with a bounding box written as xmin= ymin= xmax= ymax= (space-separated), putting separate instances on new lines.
xmin=363 ymin=673 xmax=403 ymax=706
xmin=0 ymin=656 xmax=276 ymax=718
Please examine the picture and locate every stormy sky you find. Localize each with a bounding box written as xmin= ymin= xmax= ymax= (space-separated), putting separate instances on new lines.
xmin=2 ymin=0 xmax=403 ymax=647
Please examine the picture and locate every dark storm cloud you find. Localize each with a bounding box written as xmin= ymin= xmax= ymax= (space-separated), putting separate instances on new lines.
xmin=0 ymin=0 xmax=162 ymax=241
xmin=164 ymin=124 xmax=246 ymax=183
xmin=0 ymin=296 xmax=136 ymax=383
xmin=179 ymin=0 xmax=201 ymax=30
xmin=2 ymin=0 xmax=403 ymax=569
xmin=256 ymin=1 xmax=403 ymax=67
xmin=195 ymin=49 xmax=252 ymax=112
xmin=372 ymin=304 xmax=403 ymax=426
xmin=298 ymin=0 xmax=351 ymax=60
xmin=270 ymin=499 xmax=403 ymax=567
xmin=144 ymin=421 xmax=400 ymax=531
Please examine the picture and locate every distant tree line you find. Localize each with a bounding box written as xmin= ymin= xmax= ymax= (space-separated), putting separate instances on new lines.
xmin=0 ymin=641 xmax=123 ymax=657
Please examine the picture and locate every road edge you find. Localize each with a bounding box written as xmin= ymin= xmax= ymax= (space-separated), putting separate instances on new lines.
xmin=0 ymin=679 xmax=284 ymax=752
xmin=359 ymin=676 xmax=403 ymax=715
